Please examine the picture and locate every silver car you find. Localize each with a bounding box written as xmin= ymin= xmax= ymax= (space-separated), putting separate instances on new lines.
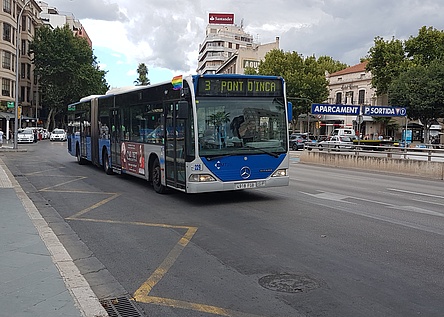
xmin=317 ymin=136 xmax=354 ymax=150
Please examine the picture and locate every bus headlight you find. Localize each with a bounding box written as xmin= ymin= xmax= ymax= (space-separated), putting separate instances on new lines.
xmin=189 ymin=174 xmax=216 ymax=182
xmin=271 ymin=169 xmax=287 ymax=177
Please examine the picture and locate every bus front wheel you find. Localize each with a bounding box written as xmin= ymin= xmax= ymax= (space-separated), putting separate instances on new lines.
xmin=152 ymin=158 xmax=166 ymax=194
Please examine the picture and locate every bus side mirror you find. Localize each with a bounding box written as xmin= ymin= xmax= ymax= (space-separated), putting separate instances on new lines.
xmin=177 ymin=100 xmax=189 ymax=119
xmin=287 ymin=102 xmax=293 ymax=122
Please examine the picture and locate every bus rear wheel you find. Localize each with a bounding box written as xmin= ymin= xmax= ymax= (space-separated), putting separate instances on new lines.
xmin=76 ymin=145 xmax=85 ymax=165
xmin=152 ymin=158 xmax=166 ymax=194
xmin=103 ymin=151 xmax=113 ymax=175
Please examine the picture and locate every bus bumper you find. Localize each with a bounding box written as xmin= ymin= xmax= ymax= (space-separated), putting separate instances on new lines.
xmin=185 ymin=176 xmax=289 ymax=194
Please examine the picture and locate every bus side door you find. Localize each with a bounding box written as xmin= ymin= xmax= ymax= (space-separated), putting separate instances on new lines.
xmin=165 ymin=101 xmax=186 ymax=190
xmin=110 ymin=108 xmax=122 ymax=168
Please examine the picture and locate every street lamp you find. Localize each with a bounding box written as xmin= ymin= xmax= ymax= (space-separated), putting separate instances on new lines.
xmin=14 ymin=0 xmax=32 ymax=149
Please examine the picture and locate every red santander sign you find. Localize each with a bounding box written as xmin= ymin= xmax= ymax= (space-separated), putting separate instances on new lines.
xmin=209 ymin=13 xmax=234 ymax=25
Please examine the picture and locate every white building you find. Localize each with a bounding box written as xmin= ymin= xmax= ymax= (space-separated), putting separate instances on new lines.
xmin=314 ymin=61 xmax=396 ymax=139
xmin=37 ymin=1 xmax=91 ymax=47
xmin=197 ymin=13 xmax=278 ymax=75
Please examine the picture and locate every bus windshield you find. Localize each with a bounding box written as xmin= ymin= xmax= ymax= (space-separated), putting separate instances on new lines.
xmin=196 ymin=97 xmax=287 ymax=158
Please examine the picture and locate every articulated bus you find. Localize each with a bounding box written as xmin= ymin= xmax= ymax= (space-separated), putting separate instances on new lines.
xmin=67 ymin=74 xmax=291 ymax=194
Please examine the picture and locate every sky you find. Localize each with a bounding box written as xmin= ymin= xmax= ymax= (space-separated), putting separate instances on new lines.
xmin=44 ymin=0 xmax=444 ymax=89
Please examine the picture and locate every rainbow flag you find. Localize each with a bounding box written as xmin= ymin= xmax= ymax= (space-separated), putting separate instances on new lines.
xmin=171 ymin=75 xmax=183 ymax=90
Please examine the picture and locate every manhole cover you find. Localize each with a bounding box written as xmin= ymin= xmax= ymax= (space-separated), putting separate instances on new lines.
xmin=259 ymin=273 xmax=320 ymax=293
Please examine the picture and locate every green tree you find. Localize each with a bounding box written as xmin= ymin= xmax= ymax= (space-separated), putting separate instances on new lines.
xmin=404 ymin=26 xmax=444 ymax=65
xmin=388 ymin=60 xmax=444 ymax=142
xmin=30 ymin=25 xmax=108 ymax=130
xmin=316 ymin=55 xmax=348 ymax=75
xmin=134 ymin=63 xmax=150 ymax=85
xmin=256 ymin=49 xmax=345 ymax=131
xmin=365 ymin=36 xmax=409 ymax=95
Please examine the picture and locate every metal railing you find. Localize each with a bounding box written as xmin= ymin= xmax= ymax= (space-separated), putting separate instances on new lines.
xmin=303 ymin=143 xmax=444 ymax=162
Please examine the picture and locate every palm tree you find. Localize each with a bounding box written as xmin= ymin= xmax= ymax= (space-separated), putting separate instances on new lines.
xmin=134 ymin=63 xmax=150 ymax=86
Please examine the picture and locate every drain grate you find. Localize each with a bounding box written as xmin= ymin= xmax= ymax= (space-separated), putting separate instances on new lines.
xmin=100 ymin=296 xmax=145 ymax=317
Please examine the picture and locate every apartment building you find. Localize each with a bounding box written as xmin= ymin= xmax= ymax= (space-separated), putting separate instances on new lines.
xmin=318 ymin=61 xmax=442 ymax=143
xmin=312 ymin=61 xmax=402 ymax=138
xmin=197 ymin=13 xmax=278 ymax=75
xmin=216 ymin=37 xmax=280 ymax=74
xmin=38 ymin=1 xmax=91 ymax=47
xmin=0 ymin=0 xmax=42 ymax=136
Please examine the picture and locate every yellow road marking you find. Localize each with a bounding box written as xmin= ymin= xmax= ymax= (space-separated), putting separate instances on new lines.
xmin=140 ymin=296 xmax=266 ymax=317
xmin=24 ymin=167 xmax=66 ymax=175
xmin=39 ymin=176 xmax=87 ymax=191
xmin=67 ymin=193 xmax=121 ymax=219
xmin=29 ymin=170 xmax=266 ymax=316
xmin=134 ymin=226 xmax=197 ymax=300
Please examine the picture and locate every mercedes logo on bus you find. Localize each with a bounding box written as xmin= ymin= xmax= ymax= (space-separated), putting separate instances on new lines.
xmin=240 ymin=166 xmax=251 ymax=179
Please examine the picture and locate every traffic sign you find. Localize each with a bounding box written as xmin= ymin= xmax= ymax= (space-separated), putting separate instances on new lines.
xmin=311 ymin=104 xmax=360 ymax=115
xmin=363 ymin=106 xmax=407 ymax=117
xmin=7 ymin=101 xmax=14 ymax=108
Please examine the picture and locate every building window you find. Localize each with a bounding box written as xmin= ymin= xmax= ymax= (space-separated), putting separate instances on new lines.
xmin=21 ymin=63 xmax=25 ymax=78
xmin=27 ymin=63 xmax=31 ymax=79
xmin=21 ymin=40 xmax=26 ymax=56
xmin=2 ymin=78 xmax=11 ymax=96
xmin=358 ymin=90 xmax=365 ymax=105
xmin=335 ymin=92 xmax=342 ymax=104
xmin=3 ymin=23 xmax=12 ymax=42
xmin=345 ymin=91 xmax=354 ymax=105
xmin=22 ymin=16 xmax=26 ymax=31
xmin=2 ymin=51 xmax=12 ymax=69
xmin=21 ymin=86 xmax=25 ymax=102
xmin=3 ymin=0 xmax=12 ymax=14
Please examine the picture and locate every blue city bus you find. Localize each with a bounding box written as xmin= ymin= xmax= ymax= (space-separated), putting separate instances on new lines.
xmin=67 ymin=74 xmax=291 ymax=194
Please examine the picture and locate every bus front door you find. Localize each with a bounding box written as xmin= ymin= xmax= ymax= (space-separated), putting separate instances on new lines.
xmin=110 ymin=109 xmax=122 ymax=169
xmin=165 ymin=101 xmax=186 ymax=190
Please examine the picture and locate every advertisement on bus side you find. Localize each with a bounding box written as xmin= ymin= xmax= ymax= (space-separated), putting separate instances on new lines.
xmin=121 ymin=142 xmax=145 ymax=175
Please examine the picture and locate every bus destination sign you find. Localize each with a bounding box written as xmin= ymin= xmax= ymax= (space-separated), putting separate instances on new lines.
xmin=197 ymin=78 xmax=282 ymax=97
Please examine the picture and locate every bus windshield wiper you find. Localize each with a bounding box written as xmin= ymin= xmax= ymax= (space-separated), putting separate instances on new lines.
xmin=205 ymin=153 xmax=234 ymax=161
xmin=243 ymin=145 xmax=280 ymax=158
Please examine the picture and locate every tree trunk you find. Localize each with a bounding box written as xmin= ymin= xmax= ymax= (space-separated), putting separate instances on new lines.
xmin=45 ymin=107 xmax=55 ymax=131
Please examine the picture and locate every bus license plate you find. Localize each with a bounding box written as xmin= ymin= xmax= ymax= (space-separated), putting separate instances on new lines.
xmin=235 ymin=182 xmax=257 ymax=189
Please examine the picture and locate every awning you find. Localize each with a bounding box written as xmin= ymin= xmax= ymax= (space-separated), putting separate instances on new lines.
xmin=0 ymin=111 xmax=37 ymax=121
xmin=407 ymin=123 xmax=423 ymax=129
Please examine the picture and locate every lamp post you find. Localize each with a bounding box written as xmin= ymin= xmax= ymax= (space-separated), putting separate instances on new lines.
xmin=14 ymin=0 xmax=32 ymax=149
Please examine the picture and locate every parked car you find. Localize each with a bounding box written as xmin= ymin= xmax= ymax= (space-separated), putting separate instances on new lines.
xmin=289 ymin=133 xmax=315 ymax=151
xmin=17 ymin=128 xmax=35 ymax=143
xmin=50 ymin=129 xmax=67 ymax=141
xmin=289 ymin=134 xmax=306 ymax=150
xmin=316 ymin=135 xmax=354 ymax=150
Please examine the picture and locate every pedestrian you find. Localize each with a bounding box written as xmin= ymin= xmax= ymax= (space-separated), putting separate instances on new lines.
xmin=0 ymin=128 xmax=3 ymax=146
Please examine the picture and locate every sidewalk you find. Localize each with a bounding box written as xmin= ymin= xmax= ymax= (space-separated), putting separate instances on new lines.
xmin=0 ymin=156 xmax=108 ymax=317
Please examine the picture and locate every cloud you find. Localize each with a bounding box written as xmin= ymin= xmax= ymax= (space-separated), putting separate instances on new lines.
xmin=44 ymin=0 xmax=444 ymax=87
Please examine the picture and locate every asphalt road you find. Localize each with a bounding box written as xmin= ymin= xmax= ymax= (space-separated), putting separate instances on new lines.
xmin=2 ymin=140 xmax=444 ymax=317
